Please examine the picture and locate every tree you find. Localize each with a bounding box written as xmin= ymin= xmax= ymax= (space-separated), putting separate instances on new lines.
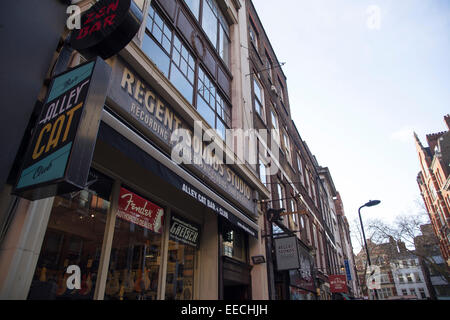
xmin=350 ymin=217 xmax=377 ymax=298
xmin=366 ymin=213 xmax=450 ymax=285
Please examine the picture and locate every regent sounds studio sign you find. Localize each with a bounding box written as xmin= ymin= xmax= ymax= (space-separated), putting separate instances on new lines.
xmin=14 ymin=58 xmax=111 ymax=200
xmin=69 ymin=0 xmax=143 ymax=60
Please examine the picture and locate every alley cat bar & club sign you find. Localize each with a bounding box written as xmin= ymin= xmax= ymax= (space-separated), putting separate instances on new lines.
xmin=13 ymin=0 xmax=142 ymax=200
xmin=14 ymin=58 xmax=111 ymax=200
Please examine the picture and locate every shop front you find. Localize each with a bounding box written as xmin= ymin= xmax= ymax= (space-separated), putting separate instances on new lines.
xmin=271 ymin=230 xmax=316 ymax=301
xmin=4 ymin=49 xmax=263 ymax=300
xmin=288 ymin=242 xmax=316 ymax=301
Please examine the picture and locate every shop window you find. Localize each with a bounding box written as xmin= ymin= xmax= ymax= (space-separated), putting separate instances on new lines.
xmin=222 ymin=225 xmax=247 ymax=263
xmin=165 ymin=214 xmax=199 ymax=300
xmin=27 ymin=170 xmax=113 ymax=300
xmin=165 ymin=240 xmax=196 ymax=300
xmin=105 ymin=188 xmax=164 ymax=300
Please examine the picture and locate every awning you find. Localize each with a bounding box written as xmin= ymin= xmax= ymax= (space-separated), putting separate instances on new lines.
xmin=98 ymin=109 xmax=259 ymax=238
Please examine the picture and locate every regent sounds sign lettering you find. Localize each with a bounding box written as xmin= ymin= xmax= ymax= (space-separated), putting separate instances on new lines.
xmin=107 ymin=58 xmax=256 ymax=215
xmin=14 ymin=58 xmax=111 ymax=200
xmin=70 ymin=0 xmax=143 ymax=60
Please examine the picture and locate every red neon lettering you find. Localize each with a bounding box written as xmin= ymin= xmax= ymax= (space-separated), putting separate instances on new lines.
xmin=107 ymin=0 xmax=119 ymax=14
xmin=84 ymin=12 xmax=96 ymax=25
xmin=76 ymin=26 xmax=90 ymax=40
xmin=89 ymin=21 xmax=102 ymax=35
xmin=95 ymin=7 xmax=106 ymax=19
xmin=103 ymin=14 xmax=116 ymax=27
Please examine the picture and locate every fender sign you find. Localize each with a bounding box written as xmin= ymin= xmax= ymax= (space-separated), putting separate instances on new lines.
xmin=70 ymin=0 xmax=143 ymax=59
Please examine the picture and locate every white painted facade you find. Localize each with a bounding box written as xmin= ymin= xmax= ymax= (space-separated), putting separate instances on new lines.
xmin=391 ymin=257 xmax=430 ymax=299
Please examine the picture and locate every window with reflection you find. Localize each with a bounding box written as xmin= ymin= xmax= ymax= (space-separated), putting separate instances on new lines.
xmin=197 ymin=66 xmax=231 ymax=139
xmin=142 ymin=2 xmax=232 ymax=140
xmin=165 ymin=240 xmax=196 ymax=300
xmin=105 ymin=189 xmax=163 ymax=300
xmin=27 ymin=170 xmax=113 ymax=300
xmin=143 ymin=5 xmax=194 ymax=104
xmin=253 ymin=77 xmax=264 ymax=120
xmin=222 ymin=224 xmax=247 ymax=263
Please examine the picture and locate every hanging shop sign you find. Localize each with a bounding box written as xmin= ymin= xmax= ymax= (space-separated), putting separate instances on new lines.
xmin=329 ymin=275 xmax=348 ymax=293
xmin=106 ymin=58 xmax=257 ymax=216
xmin=13 ymin=58 xmax=111 ymax=200
xmin=274 ymin=236 xmax=300 ymax=271
xmin=69 ymin=0 xmax=143 ymax=60
xmin=289 ymin=243 xmax=315 ymax=292
xmin=169 ymin=214 xmax=201 ymax=248
xmin=117 ymin=187 xmax=165 ymax=234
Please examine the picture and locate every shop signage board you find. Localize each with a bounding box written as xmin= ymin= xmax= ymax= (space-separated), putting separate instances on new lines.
xmin=117 ymin=187 xmax=165 ymax=234
xmin=274 ymin=236 xmax=300 ymax=271
xmin=97 ymin=122 xmax=259 ymax=238
xmin=106 ymin=58 xmax=257 ymax=216
xmin=14 ymin=58 xmax=111 ymax=200
xmin=329 ymin=275 xmax=348 ymax=293
xmin=69 ymin=0 xmax=143 ymax=60
xmin=169 ymin=214 xmax=201 ymax=248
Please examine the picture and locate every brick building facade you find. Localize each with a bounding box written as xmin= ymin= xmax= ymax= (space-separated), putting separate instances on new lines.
xmin=414 ymin=115 xmax=450 ymax=266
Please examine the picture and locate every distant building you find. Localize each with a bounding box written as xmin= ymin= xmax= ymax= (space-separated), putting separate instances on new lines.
xmin=390 ymin=247 xmax=430 ymax=299
xmin=414 ymin=115 xmax=450 ymax=266
xmin=415 ymin=224 xmax=450 ymax=299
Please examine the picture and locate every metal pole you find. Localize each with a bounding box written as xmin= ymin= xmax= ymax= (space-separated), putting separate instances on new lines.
xmin=358 ymin=206 xmax=371 ymax=266
xmin=358 ymin=205 xmax=379 ymax=300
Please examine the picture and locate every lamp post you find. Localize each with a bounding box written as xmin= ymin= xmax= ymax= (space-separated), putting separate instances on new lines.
xmin=358 ymin=200 xmax=381 ymax=300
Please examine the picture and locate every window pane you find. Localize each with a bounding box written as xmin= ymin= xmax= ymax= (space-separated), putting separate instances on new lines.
xmin=259 ymin=159 xmax=267 ymax=185
xmin=254 ymin=79 xmax=262 ymax=101
xmin=165 ymin=240 xmax=196 ymax=300
xmin=183 ymin=0 xmax=200 ymax=19
xmin=106 ymin=211 xmax=162 ymax=300
xmin=219 ymin=26 xmax=230 ymax=67
xmin=197 ymin=95 xmax=216 ymax=129
xmin=142 ymin=35 xmax=170 ymax=77
xmin=28 ymin=171 xmax=112 ymax=300
xmin=216 ymin=120 xmax=226 ymax=140
xmin=222 ymin=226 xmax=247 ymax=263
xmin=170 ymin=66 xmax=194 ymax=104
xmin=132 ymin=0 xmax=145 ymax=11
xmin=271 ymin=110 xmax=278 ymax=129
xmin=202 ymin=0 xmax=218 ymax=49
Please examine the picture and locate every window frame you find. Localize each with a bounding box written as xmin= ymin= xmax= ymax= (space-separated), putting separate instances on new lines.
xmin=253 ymin=76 xmax=265 ymax=121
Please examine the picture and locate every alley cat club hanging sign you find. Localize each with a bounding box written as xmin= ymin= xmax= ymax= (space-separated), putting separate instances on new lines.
xmin=13 ymin=58 xmax=111 ymax=200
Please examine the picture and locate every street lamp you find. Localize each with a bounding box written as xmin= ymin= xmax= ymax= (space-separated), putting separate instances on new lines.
xmin=358 ymin=200 xmax=381 ymax=300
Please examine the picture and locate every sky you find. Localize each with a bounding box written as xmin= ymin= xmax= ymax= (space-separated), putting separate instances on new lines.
xmin=252 ymin=0 xmax=450 ymax=253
